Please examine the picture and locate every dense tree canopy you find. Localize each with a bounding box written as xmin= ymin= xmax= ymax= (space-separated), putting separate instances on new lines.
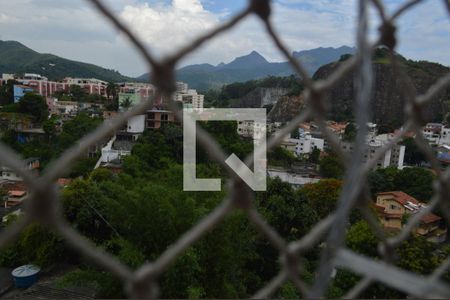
xmin=0 ymin=79 xmax=16 ymax=105
xmin=0 ymin=117 xmax=446 ymax=298
xmin=18 ymin=93 xmax=48 ymax=124
xmin=319 ymin=152 xmax=345 ymax=179
xmin=368 ymin=167 xmax=434 ymax=201
xmin=402 ymin=137 xmax=426 ymax=166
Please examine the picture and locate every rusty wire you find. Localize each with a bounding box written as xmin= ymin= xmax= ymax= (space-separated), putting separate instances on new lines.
xmin=0 ymin=0 xmax=450 ymax=298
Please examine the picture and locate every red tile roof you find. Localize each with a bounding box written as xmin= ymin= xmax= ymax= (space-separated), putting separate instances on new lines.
xmin=377 ymin=191 xmax=420 ymax=205
xmin=9 ymin=190 xmax=26 ymax=197
xmin=1 ymin=182 xmax=27 ymax=192
xmin=378 ymin=191 xmax=442 ymax=224
xmin=57 ymin=178 xmax=73 ymax=186
xmin=421 ymin=213 xmax=441 ymax=224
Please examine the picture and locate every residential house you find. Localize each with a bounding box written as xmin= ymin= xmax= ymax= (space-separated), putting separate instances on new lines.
xmin=375 ymin=191 xmax=447 ymax=243
xmin=0 ymin=158 xmax=39 ymax=182
xmin=422 ymin=123 xmax=443 ymax=145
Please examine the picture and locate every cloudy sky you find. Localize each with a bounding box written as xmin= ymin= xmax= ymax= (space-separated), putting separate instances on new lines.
xmin=0 ymin=0 xmax=449 ymax=77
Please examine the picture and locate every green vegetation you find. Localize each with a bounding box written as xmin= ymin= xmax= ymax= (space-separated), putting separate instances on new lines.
xmin=267 ymin=147 xmax=297 ymax=168
xmin=17 ymin=93 xmax=48 ymax=124
xmin=202 ymin=75 xmax=302 ymax=108
xmin=319 ymin=151 xmax=345 ymax=179
xmin=0 ymin=40 xmax=132 ymax=82
xmin=0 ymin=121 xmax=447 ymax=298
xmin=0 ymin=123 xmax=317 ymax=297
xmin=334 ymin=219 xmax=446 ymax=298
xmin=1 ymin=112 xmax=102 ymax=171
xmin=0 ymin=79 xmax=17 ymax=105
xmin=368 ymin=167 xmax=434 ymax=201
xmin=343 ymin=122 xmax=357 ymax=142
xmin=402 ymin=137 xmax=426 ymax=166
xmin=0 ymin=107 xmax=446 ymax=298
xmin=106 ymin=82 xmax=119 ymax=111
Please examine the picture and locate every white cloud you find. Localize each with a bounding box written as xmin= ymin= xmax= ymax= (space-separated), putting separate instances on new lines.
xmin=117 ymin=0 xmax=359 ymax=68
xmin=120 ymin=0 xmax=219 ymax=58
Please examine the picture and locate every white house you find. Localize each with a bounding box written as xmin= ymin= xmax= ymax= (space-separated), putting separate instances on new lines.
xmin=422 ymin=123 xmax=443 ymax=145
xmin=0 ymin=158 xmax=40 ymax=182
xmin=290 ymin=133 xmax=325 ymax=156
xmin=127 ymin=115 xmax=146 ymax=134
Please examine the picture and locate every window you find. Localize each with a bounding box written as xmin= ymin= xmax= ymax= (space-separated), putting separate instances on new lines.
xmin=390 ymin=204 xmax=397 ymax=210
xmin=161 ymin=114 xmax=169 ymax=121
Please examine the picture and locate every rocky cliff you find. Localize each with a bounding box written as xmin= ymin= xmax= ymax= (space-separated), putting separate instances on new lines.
xmin=230 ymin=87 xmax=290 ymax=108
xmin=313 ymin=53 xmax=450 ymax=126
xmin=268 ymin=94 xmax=305 ymax=122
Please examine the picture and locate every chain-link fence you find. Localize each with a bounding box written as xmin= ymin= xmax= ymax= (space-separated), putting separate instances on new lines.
xmin=1 ymin=0 xmax=450 ymax=298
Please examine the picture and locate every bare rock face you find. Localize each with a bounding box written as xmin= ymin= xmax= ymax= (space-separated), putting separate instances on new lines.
xmin=268 ymin=94 xmax=305 ymax=122
xmin=313 ymin=57 xmax=450 ymax=126
xmin=230 ymin=87 xmax=290 ymax=108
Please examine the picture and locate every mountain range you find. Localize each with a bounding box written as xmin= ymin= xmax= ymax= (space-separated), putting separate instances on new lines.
xmin=0 ymin=40 xmax=132 ymax=82
xmin=0 ymin=41 xmax=357 ymax=90
xmin=138 ymin=46 xmax=356 ymax=90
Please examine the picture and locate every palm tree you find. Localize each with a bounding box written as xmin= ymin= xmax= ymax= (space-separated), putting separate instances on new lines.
xmin=120 ymin=97 xmax=133 ymax=111
xmin=106 ymin=82 xmax=118 ymax=100
xmin=106 ymin=82 xmax=119 ymax=111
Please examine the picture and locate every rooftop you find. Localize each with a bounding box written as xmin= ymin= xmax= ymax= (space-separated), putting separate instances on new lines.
xmin=377 ymin=191 xmax=442 ymax=224
xmin=377 ymin=191 xmax=420 ymax=205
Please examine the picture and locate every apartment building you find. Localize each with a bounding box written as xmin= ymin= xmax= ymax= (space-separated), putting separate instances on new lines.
xmin=4 ymin=73 xmax=110 ymax=101
xmin=290 ymin=133 xmax=325 ymax=156
xmin=172 ymin=82 xmax=204 ymax=112
xmin=341 ymin=133 xmax=405 ymax=169
xmin=118 ymin=82 xmax=156 ymax=111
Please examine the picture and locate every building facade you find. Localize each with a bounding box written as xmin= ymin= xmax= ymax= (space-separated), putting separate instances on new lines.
xmin=290 ymin=134 xmax=325 ymax=156
xmin=341 ymin=134 xmax=405 ymax=169
xmin=375 ymin=191 xmax=447 ymax=243
xmin=172 ymin=82 xmax=204 ymax=112
xmin=237 ymin=120 xmax=267 ymax=142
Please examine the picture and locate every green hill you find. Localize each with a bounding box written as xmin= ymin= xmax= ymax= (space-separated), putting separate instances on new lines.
xmin=0 ymin=40 xmax=133 ymax=82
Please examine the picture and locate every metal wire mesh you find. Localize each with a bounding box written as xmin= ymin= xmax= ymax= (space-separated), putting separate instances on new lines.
xmin=1 ymin=0 xmax=450 ymax=298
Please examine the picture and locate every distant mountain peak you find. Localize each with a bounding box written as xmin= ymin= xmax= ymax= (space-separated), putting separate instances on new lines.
xmin=226 ymin=51 xmax=269 ymax=68
xmin=139 ymin=45 xmax=359 ymax=89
